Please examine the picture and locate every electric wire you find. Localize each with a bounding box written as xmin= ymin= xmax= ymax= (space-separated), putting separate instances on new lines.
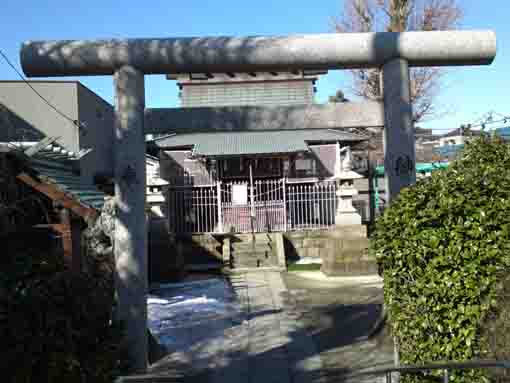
xmin=0 ymin=48 xmax=83 ymax=129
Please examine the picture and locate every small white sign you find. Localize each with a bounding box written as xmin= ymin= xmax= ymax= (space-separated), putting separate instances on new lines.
xmin=232 ymin=184 xmax=248 ymax=205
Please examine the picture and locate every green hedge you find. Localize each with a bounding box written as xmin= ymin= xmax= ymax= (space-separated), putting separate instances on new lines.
xmin=1 ymin=230 xmax=127 ymax=383
xmin=373 ymin=137 xmax=510 ymax=382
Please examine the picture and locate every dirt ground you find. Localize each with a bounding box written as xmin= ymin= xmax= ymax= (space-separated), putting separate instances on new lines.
xmin=282 ymin=272 xmax=395 ymax=383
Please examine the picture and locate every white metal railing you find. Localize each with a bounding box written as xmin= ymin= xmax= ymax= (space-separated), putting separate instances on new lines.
xmin=286 ymin=181 xmax=336 ymax=231
xmin=221 ymin=179 xmax=286 ymax=233
xmin=166 ymin=178 xmax=340 ymax=234
xmin=166 ymin=185 xmax=218 ymax=234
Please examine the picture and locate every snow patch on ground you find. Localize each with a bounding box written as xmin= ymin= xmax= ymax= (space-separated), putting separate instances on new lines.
xmin=293 ymin=257 xmax=323 ymax=265
xmin=147 ymin=277 xmax=240 ymax=350
xmin=292 ymin=271 xmax=383 ymax=285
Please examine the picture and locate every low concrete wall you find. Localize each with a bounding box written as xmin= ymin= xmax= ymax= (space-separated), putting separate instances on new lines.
xmin=148 ymin=216 xmax=181 ymax=282
xmin=174 ymin=234 xmax=224 ymax=270
xmin=284 ymin=226 xmax=376 ymax=276
xmin=148 ymin=217 xmax=225 ymax=281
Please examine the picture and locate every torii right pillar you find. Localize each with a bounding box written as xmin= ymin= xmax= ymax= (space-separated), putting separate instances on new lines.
xmin=382 ymin=58 xmax=416 ymax=202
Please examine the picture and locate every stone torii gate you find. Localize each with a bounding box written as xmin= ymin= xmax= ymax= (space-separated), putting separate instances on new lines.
xmin=20 ymin=30 xmax=496 ymax=371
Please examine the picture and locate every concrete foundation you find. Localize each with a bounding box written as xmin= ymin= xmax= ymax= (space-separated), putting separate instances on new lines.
xmin=284 ymin=226 xmax=374 ymax=276
xmin=113 ymin=66 xmax=148 ymax=372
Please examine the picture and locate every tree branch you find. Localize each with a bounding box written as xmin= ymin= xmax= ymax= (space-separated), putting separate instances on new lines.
xmin=333 ymin=0 xmax=463 ymax=123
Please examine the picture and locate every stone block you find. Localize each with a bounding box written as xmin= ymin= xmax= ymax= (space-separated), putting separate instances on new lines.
xmin=323 ymin=238 xmax=341 ymax=250
xmin=307 ymin=247 xmax=320 ymax=259
xmin=318 ymin=248 xmax=333 ymax=260
xmin=367 ymin=261 xmax=379 ymax=274
xmin=285 ymin=232 xmax=307 ymax=241
xmin=329 ymin=225 xmax=367 ymax=239
xmin=274 ymin=233 xmax=287 ymax=268
xmin=303 ymin=238 xmax=326 ymax=249
xmin=318 ymin=234 xmax=377 ymax=276
xmin=321 ymin=262 xmax=344 ymax=276
xmin=305 ymin=230 xmax=328 ymax=238
xmin=291 ymin=238 xmax=304 ymax=249
xmin=341 ymin=238 xmax=369 ymax=252
xmin=222 ymin=237 xmax=231 ymax=264
xmin=295 ymin=247 xmax=309 ymax=258
xmin=336 ymin=252 xmax=357 ymax=263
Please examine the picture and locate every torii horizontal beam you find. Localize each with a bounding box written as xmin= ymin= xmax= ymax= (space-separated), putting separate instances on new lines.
xmin=21 ymin=30 xmax=496 ymax=76
xmin=144 ymin=102 xmax=385 ymax=134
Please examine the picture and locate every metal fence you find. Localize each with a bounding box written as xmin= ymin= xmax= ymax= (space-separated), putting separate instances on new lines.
xmin=166 ymin=179 xmax=340 ymax=234
xmin=116 ymin=359 xmax=510 ymax=383
xmin=286 ymin=181 xmax=336 ymax=231
xmin=343 ymin=359 xmax=510 ymax=383
xmin=221 ymin=179 xmax=286 ymax=233
xmin=166 ymin=185 xmax=218 ymax=234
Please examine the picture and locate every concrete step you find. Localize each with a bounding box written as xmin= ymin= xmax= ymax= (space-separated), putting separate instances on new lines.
xmin=231 ymin=256 xmax=277 ymax=268
xmin=228 ymin=233 xmax=279 ymax=269
xmin=231 ymin=246 xmax=279 ymax=268
xmin=231 ymin=242 xmax=272 ymax=252
xmin=233 ymin=251 xmax=275 ymax=261
xmin=229 ymin=233 xmax=273 ymax=243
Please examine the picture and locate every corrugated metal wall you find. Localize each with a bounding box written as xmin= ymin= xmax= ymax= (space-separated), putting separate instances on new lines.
xmin=181 ymin=80 xmax=314 ymax=107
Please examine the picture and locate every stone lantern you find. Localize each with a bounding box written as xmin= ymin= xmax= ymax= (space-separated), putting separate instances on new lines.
xmin=331 ymin=142 xmax=363 ymax=225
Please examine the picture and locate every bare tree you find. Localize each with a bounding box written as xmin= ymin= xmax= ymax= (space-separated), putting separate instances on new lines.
xmin=334 ymin=0 xmax=463 ymax=122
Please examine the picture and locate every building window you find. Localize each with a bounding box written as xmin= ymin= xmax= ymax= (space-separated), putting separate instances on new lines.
xmin=218 ymin=157 xmax=282 ymax=178
xmin=295 ymin=157 xmax=316 ymax=177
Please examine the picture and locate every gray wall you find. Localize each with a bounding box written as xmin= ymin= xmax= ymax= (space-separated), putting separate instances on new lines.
xmin=0 ymin=81 xmax=114 ymax=183
xmin=76 ymin=83 xmax=114 ymax=181
xmin=0 ymin=81 xmax=79 ymax=150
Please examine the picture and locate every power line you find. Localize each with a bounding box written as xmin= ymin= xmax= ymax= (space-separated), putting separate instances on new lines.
xmin=0 ymin=48 xmax=83 ymax=129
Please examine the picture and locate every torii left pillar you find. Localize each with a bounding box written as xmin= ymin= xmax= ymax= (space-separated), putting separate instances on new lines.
xmin=113 ymin=66 xmax=148 ymax=372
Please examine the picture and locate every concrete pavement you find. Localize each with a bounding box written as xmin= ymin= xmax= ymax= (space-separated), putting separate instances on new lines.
xmin=149 ymin=271 xmax=324 ymax=383
xmin=148 ymin=270 xmax=391 ymax=383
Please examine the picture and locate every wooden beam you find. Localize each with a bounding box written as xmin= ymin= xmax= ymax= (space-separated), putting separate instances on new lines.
xmin=17 ymin=172 xmax=99 ymax=221
xmin=33 ymin=223 xmax=67 ymax=233
xmin=70 ymin=214 xmax=82 ymax=273
xmin=59 ymin=209 xmax=73 ymax=271
xmin=36 ymin=214 xmax=82 ymax=274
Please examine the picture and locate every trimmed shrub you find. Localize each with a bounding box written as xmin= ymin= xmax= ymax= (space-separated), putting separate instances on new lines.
xmin=373 ymin=137 xmax=510 ymax=382
xmin=480 ymin=275 xmax=510 ymax=382
xmin=1 ymin=228 xmax=127 ymax=383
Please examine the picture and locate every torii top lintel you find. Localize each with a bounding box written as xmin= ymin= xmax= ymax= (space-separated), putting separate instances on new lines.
xmin=20 ymin=30 xmax=496 ymax=77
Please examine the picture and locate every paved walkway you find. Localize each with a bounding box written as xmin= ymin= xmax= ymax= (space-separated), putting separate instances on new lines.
xmin=149 ymin=271 xmax=324 ymax=383
xmin=283 ymin=273 xmax=392 ymax=383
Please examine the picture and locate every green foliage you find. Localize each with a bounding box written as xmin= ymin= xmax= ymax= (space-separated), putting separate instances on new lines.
xmin=372 ymin=137 xmax=510 ymax=382
xmin=480 ymin=275 xmax=510 ymax=382
xmin=1 ymin=231 xmax=127 ymax=383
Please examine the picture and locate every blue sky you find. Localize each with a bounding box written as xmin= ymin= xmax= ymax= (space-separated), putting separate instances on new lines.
xmin=0 ymin=0 xmax=508 ymax=133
